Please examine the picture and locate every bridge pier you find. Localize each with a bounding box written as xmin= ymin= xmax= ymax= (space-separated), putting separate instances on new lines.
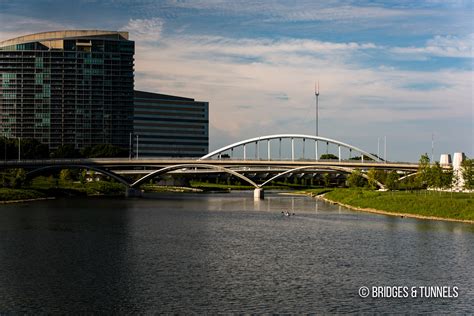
xmin=254 ymin=188 xmax=264 ymax=200
xmin=125 ymin=188 xmax=143 ymax=198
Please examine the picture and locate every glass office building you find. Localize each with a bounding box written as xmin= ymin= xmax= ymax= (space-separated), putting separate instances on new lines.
xmin=0 ymin=30 xmax=134 ymax=150
xmin=134 ymin=90 xmax=209 ymax=157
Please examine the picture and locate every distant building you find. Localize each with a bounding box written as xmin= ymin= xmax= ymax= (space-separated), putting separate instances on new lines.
xmin=134 ymin=90 xmax=209 ymax=157
xmin=0 ymin=30 xmax=210 ymax=158
xmin=0 ymin=30 xmax=134 ymax=150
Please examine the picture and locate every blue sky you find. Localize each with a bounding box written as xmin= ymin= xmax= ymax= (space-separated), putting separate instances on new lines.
xmin=1 ymin=0 xmax=472 ymax=161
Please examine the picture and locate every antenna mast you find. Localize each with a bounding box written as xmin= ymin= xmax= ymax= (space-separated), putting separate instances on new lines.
xmin=315 ymin=81 xmax=319 ymax=137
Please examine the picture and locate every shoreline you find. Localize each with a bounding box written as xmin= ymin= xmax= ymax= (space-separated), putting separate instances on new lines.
xmin=0 ymin=197 xmax=56 ymax=204
xmin=289 ymin=191 xmax=474 ymax=225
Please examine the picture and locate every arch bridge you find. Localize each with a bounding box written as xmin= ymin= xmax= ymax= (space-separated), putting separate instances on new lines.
xmin=200 ymin=134 xmax=382 ymax=162
xmin=1 ymin=134 xmax=420 ymax=198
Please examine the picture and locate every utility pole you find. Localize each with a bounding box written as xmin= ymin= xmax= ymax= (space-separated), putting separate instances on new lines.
xmin=129 ymin=132 xmax=132 ymax=160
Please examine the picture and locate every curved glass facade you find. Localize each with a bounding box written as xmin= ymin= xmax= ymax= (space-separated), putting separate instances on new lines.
xmin=0 ymin=30 xmax=134 ymax=150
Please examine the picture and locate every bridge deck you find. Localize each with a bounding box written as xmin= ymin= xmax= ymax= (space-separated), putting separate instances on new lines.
xmin=0 ymin=158 xmax=421 ymax=171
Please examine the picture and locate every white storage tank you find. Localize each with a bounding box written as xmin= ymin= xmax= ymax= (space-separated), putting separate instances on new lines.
xmin=440 ymin=154 xmax=451 ymax=166
xmin=453 ymin=152 xmax=465 ymax=170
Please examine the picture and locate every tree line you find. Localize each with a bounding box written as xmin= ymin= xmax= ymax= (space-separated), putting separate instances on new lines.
xmin=0 ymin=137 xmax=128 ymax=159
xmin=345 ymin=153 xmax=473 ymax=191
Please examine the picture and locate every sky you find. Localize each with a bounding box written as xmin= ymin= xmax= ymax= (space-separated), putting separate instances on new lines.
xmin=0 ymin=0 xmax=472 ymax=162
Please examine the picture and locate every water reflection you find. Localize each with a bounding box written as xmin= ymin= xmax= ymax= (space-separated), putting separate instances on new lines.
xmin=0 ymin=198 xmax=136 ymax=313
xmin=0 ymin=192 xmax=472 ymax=313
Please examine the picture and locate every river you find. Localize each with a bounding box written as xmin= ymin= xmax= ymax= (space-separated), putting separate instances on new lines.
xmin=0 ymin=191 xmax=472 ymax=313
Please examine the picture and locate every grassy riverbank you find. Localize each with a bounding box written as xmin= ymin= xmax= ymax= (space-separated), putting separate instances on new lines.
xmin=141 ymin=184 xmax=203 ymax=193
xmin=0 ymin=177 xmax=125 ymax=203
xmin=301 ymin=188 xmax=474 ymax=222
xmin=0 ymin=188 xmax=47 ymax=202
xmin=29 ymin=177 xmax=125 ymax=196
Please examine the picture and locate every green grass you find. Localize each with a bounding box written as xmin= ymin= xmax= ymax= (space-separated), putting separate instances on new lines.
xmin=28 ymin=176 xmax=125 ymax=196
xmin=297 ymin=188 xmax=335 ymax=196
xmin=141 ymin=184 xmax=203 ymax=193
xmin=318 ymin=188 xmax=474 ymax=221
xmin=82 ymin=181 xmax=125 ymax=196
xmin=0 ymin=188 xmax=46 ymax=201
xmin=189 ymin=181 xmax=253 ymax=191
xmin=0 ymin=176 xmax=126 ymax=202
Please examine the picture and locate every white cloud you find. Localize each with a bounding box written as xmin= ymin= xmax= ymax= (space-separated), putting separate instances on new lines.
xmin=162 ymin=1 xmax=421 ymax=22
xmin=122 ymin=17 xmax=163 ymax=42
xmin=0 ymin=13 xmax=70 ymax=42
xmin=132 ymin=31 xmax=472 ymax=161
xmin=269 ymin=5 xmax=423 ymax=22
xmin=392 ymin=34 xmax=474 ymax=58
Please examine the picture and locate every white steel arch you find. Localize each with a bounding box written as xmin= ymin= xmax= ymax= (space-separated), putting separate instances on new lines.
xmin=397 ymin=172 xmax=418 ymax=182
xmin=26 ymin=164 xmax=131 ymax=187
xmin=259 ymin=165 xmax=386 ymax=190
xmin=199 ymin=134 xmax=381 ymax=162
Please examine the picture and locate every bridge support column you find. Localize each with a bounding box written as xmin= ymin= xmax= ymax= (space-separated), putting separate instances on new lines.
xmin=254 ymin=188 xmax=264 ymax=200
xmin=125 ymin=188 xmax=143 ymax=198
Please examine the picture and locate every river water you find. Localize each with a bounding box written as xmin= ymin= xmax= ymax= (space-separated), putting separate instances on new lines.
xmin=0 ymin=191 xmax=472 ymax=313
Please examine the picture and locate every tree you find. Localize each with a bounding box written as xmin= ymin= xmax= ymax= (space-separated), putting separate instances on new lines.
xmin=320 ymin=153 xmax=338 ymax=160
xmin=1 ymin=172 xmax=10 ymax=187
xmin=0 ymin=137 xmax=21 ymax=160
xmin=385 ymin=171 xmax=399 ymax=191
xmin=89 ymin=170 xmax=96 ymax=182
xmin=349 ymin=155 xmax=375 ymax=161
xmin=51 ymin=145 xmax=82 ymax=158
xmin=416 ymin=153 xmax=431 ymax=188
xmin=11 ymin=168 xmax=27 ymax=188
xmin=82 ymin=144 xmax=127 ymax=158
xmin=366 ymin=169 xmax=379 ymax=190
xmin=347 ymin=169 xmax=366 ymax=188
xmin=323 ymin=173 xmax=330 ymax=187
xmin=59 ymin=169 xmax=72 ymax=184
xmin=79 ymin=169 xmax=87 ymax=185
xmin=461 ymin=158 xmax=473 ymax=190
xmin=429 ymin=162 xmax=443 ymax=189
xmin=19 ymin=138 xmax=49 ymax=159
xmin=440 ymin=168 xmax=453 ymax=191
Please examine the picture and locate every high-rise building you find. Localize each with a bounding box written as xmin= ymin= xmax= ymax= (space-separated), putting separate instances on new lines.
xmin=134 ymin=90 xmax=209 ymax=157
xmin=0 ymin=30 xmax=134 ymax=150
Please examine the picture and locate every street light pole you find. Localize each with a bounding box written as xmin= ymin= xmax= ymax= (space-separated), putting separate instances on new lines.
xmin=315 ymin=81 xmax=319 ymax=137
xmin=129 ymin=132 xmax=132 ymax=160
xmin=315 ymin=81 xmax=320 ymax=161
xmin=136 ymin=134 xmax=139 ymax=159
xmin=377 ymin=137 xmax=380 ymax=160
xmin=18 ymin=137 xmax=21 ymax=162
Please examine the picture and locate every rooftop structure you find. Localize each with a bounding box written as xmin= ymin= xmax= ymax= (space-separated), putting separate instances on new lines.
xmin=0 ymin=30 xmax=134 ymax=150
